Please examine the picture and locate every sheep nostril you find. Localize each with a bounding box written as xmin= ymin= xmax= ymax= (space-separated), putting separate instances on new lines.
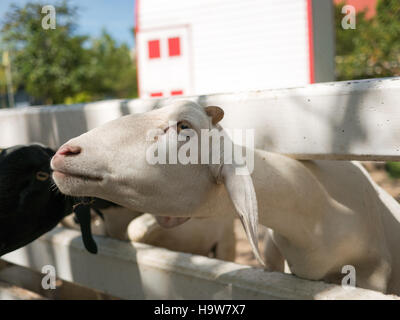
xmin=56 ymin=145 xmax=82 ymax=157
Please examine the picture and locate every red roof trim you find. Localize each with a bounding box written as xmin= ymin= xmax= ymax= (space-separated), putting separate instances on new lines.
xmin=306 ymin=0 xmax=315 ymax=84
xmin=135 ymin=0 xmax=141 ymax=96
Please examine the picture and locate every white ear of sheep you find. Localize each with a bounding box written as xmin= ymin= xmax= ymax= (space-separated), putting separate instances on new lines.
xmin=206 ymin=107 xmax=264 ymax=267
xmin=210 ymin=162 xmax=264 ymax=267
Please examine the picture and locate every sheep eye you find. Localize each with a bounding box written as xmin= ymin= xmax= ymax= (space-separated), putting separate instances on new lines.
xmin=177 ymin=121 xmax=191 ymax=133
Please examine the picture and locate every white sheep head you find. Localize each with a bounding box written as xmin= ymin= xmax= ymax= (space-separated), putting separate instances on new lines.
xmin=51 ymin=100 xmax=263 ymax=264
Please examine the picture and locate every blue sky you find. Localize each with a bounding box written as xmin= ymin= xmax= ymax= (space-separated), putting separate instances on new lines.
xmin=0 ymin=0 xmax=136 ymax=48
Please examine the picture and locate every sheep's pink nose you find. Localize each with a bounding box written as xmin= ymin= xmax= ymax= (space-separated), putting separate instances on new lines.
xmin=56 ymin=145 xmax=81 ymax=157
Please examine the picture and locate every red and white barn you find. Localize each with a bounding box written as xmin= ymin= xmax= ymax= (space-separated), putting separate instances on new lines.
xmin=135 ymin=0 xmax=335 ymax=98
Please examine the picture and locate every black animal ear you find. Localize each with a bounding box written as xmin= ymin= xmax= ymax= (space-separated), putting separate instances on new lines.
xmin=73 ymin=200 xmax=98 ymax=254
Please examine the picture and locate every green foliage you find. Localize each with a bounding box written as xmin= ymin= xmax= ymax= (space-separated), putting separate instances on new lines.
xmin=0 ymin=1 xmax=137 ymax=105
xmin=85 ymin=30 xmax=137 ymax=100
xmin=335 ymin=0 xmax=400 ymax=80
xmin=0 ymin=63 xmax=6 ymax=91
xmin=1 ymin=1 xmax=87 ymax=104
xmin=385 ymin=162 xmax=400 ymax=179
xmin=64 ymin=91 xmax=94 ymax=104
xmin=335 ymin=1 xmax=400 ymax=178
xmin=0 ymin=63 xmax=7 ymax=108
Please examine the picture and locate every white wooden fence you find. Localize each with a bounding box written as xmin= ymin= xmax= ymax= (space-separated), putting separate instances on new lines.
xmin=1 ymin=77 xmax=400 ymax=299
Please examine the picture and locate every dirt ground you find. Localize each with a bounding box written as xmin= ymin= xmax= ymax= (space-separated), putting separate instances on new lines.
xmin=233 ymin=161 xmax=400 ymax=267
xmin=362 ymin=162 xmax=400 ymax=201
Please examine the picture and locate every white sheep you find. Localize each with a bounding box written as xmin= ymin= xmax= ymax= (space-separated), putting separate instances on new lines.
xmin=126 ymin=212 xmax=235 ymax=260
xmin=61 ymin=206 xmax=236 ymax=261
xmin=50 ymin=100 xmax=400 ymax=295
xmin=102 ymin=207 xmax=236 ymax=261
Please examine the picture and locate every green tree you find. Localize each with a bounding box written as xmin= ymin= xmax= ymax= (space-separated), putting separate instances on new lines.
xmin=1 ymin=1 xmax=90 ymax=104
xmin=85 ymin=30 xmax=137 ymax=100
xmin=1 ymin=1 xmax=137 ymax=105
xmin=335 ymin=0 xmax=400 ymax=80
xmin=63 ymin=31 xmax=138 ymax=103
xmin=335 ymin=0 xmax=400 ymax=179
xmin=0 ymin=63 xmax=7 ymax=108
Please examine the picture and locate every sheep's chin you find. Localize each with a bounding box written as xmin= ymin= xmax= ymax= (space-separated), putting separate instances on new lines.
xmin=155 ymin=216 xmax=190 ymax=228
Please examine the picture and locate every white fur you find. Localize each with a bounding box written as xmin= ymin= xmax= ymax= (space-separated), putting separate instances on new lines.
xmin=61 ymin=206 xmax=235 ymax=261
xmin=51 ymin=100 xmax=400 ymax=295
xmin=101 ymin=207 xmax=235 ymax=261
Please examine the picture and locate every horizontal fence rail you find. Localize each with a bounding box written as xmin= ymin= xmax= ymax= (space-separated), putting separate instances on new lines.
xmin=1 ymin=227 xmax=397 ymax=300
xmin=0 ymin=77 xmax=400 ymax=161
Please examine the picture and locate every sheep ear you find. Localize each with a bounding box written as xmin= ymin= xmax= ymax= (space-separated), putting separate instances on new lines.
xmin=205 ymin=106 xmax=224 ymax=125
xmin=219 ymin=164 xmax=265 ymax=266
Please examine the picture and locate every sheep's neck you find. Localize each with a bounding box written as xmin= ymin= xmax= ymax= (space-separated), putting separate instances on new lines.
xmin=203 ymin=149 xmax=333 ymax=248
xmin=250 ymin=151 xmax=333 ymax=248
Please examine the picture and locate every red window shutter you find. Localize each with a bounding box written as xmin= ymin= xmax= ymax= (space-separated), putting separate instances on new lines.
xmin=171 ymin=90 xmax=183 ymax=96
xmin=148 ymin=40 xmax=160 ymax=59
xmin=168 ymin=37 xmax=181 ymax=57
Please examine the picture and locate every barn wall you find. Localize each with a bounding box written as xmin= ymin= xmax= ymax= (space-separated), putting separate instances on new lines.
xmin=137 ymin=0 xmax=329 ymax=98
